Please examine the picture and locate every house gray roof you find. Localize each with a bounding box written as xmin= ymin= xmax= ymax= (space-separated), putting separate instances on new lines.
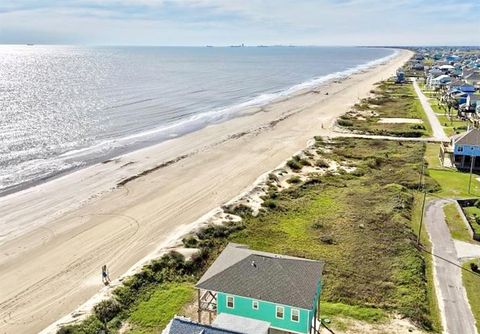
xmin=165 ymin=317 xmax=245 ymax=334
xmin=454 ymin=129 xmax=480 ymax=147
xmin=196 ymin=243 xmax=324 ymax=310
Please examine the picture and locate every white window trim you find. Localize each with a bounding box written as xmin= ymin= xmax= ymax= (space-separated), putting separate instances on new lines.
xmin=252 ymin=300 xmax=259 ymax=310
xmin=226 ymin=295 xmax=234 ymax=309
xmin=291 ymin=308 xmax=300 ymax=322
xmin=275 ymin=306 xmax=284 ymax=319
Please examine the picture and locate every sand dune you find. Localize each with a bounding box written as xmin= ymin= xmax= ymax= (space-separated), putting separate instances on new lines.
xmin=0 ymin=49 xmax=412 ymax=334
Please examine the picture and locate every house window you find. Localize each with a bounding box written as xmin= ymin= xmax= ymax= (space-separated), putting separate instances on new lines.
xmin=458 ymin=146 xmax=463 ymax=152
xmin=252 ymin=300 xmax=259 ymax=310
xmin=276 ymin=306 xmax=284 ymax=319
xmin=291 ymin=308 xmax=300 ymax=322
xmin=226 ymin=295 xmax=234 ymax=309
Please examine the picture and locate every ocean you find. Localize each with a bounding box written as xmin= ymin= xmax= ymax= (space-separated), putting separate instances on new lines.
xmin=0 ymin=45 xmax=395 ymax=195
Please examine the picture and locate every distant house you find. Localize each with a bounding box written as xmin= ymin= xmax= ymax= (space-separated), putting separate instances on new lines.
xmin=430 ymin=74 xmax=452 ymax=87
xmin=395 ymin=69 xmax=406 ymax=83
xmin=446 ymin=55 xmax=461 ymax=63
xmin=195 ymin=243 xmax=324 ymax=334
xmin=450 ymin=129 xmax=480 ymax=169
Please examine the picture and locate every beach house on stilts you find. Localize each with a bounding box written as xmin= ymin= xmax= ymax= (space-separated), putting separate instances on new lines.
xmin=163 ymin=243 xmax=324 ymax=334
xmin=195 ymin=243 xmax=324 ymax=334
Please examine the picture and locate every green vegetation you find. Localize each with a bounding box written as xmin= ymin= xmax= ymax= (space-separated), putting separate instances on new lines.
xmin=57 ymin=231 xmax=233 ymax=334
xmin=231 ymin=138 xmax=438 ymax=329
xmin=320 ymin=302 xmax=386 ymax=322
xmin=339 ymin=80 xmax=431 ymax=137
xmin=128 ymin=283 xmax=194 ymax=333
xmin=429 ymin=169 xmax=480 ymax=198
xmin=462 ymin=260 xmax=480 ymax=333
xmin=424 ymin=143 xmax=480 ymax=198
xmin=286 ymin=155 xmax=311 ymax=170
xmin=61 ymin=138 xmax=446 ymax=333
xmin=463 ymin=207 xmax=480 ymax=236
xmin=443 ymin=203 xmax=473 ymax=242
xmin=433 ymin=109 xmax=467 ymax=137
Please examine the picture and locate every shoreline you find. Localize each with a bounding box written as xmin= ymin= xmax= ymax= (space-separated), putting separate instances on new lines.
xmin=0 ymin=48 xmax=397 ymax=198
xmin=0 ymin=49 xmax=412 ymax=334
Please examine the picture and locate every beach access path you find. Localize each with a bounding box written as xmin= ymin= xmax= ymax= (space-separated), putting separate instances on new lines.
xmin=412 ymin=78 xmax=448 ymax=141
xmin=0 ymin=50 xmax=412 ymax=334
xmin=424 ymin=199 xmax=477 ymax=334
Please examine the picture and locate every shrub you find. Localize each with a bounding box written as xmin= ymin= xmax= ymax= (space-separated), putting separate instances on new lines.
xmin=94 ymin=299 xmax=121 ymax=329
xmin=471 ymin=262 xmax=479 ymax=273
xmin=267 ymin=173 xmax=279 ymax=183
xmin=223 ymin=203 xmax=253 ymax=217
xmin=319 ymin=235 xmax=336 ymax=245
xmin=263 ymin=199 xmax=278 ymax=209
xmin=338 ymin=119 xmax=353 ymax=127
xmin=182 ymin=235 xmax=198 ymax=248
xmin=286 ymin=176 xmax=302 ymax=184
xmin=315 ymin=158 xmax=329 ymax=168
xmin=287 ymin=159 xmax=302 ymax=170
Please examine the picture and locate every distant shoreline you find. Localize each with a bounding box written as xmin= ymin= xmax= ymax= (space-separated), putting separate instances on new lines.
xmin=0 ymin=48 xmax=397 ymax=198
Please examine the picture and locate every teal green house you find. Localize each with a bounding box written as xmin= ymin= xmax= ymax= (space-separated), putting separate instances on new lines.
xmin=195 ymin=243 xmax=324 ymax=334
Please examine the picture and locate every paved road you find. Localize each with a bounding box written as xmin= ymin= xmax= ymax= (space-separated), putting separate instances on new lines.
xmin=424 ymin=199 xmax=477 ymax=334
xmin=412 ymin=79 xmax=449 ymax=142
xmin=454 ymin=239 xmax=480 ymax=260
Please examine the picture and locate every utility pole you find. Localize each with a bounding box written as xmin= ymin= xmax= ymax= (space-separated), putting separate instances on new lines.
xmin=469 ymin=155 xmax=475 ymax=194
xmin=418 ymin=161 xmax=425 ymax=191
xmin=417 ymin=189 xmax=427 ymax=246
xmin=417 ymin=160 xmax=427 ymax=246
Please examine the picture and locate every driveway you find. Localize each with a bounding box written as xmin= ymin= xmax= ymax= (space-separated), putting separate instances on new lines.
xmin=454 ymin=239 xmax=480 ymax=260
xmin=424 ymin=199 xmax=477 ymax=334
xmin=412 ymin=79 xmax=449 ymax=142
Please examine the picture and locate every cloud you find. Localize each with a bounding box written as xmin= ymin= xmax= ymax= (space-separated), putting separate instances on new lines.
xmin=0 ymin=0 xmax=478 ymax=45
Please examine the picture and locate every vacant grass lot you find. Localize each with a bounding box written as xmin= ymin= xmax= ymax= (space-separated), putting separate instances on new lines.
xmin=339 ymin=80 xmax=431 ymax=137
xmin=231 ymin=138 xmax=438 ymax=330
xmin=429 ymin=169 xmax=480 ymax=198
xmin=435 ymin=112 xmax=467 ymax=137
xmin=128 ymin=283 xmax=195 ymax=334
xmin=462 ymin=260 xmax=480 ymax=333
xmin=424 ymin=143 xmax=480 ymax=199
xmin=443 ymin=203 xmax=473 ymax=242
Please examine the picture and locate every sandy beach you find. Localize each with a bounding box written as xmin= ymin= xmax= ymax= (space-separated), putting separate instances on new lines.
xmin=0 ymin=49 xmax=412 ymax=334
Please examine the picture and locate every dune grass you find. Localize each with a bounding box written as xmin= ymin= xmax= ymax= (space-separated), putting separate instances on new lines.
xmin=231 ymin=138 xmax=439 ymax=330
xmin=128 ymin=283 xmax=195 ymax=334
xmin=339 ymin=80 xmax=431 ymax=137
xmin=320 ymin=302 xmax=386 ymax=322
xmin=462 ymin=260 xmax=480 ymax=333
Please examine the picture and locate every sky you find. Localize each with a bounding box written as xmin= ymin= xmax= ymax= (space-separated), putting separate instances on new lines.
xmin=0 ymin=0 xmax=479 ymax=46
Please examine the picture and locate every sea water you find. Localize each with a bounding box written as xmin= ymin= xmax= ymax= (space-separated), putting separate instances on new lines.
xmin=0 ymin=45 xmax=395 ymax=194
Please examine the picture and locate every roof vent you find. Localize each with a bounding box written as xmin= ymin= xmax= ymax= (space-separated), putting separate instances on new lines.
xmin=251 ymin=260 xmax=257 ymax=268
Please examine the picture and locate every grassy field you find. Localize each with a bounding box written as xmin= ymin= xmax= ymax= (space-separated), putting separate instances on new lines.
xmin=230 ymin=138 xmax=439 ymax=330
xmin=462 ymin=207 xmax=480 ymax=236
xmin=443 ymin=203 xmax=473 ymax=242
xmin=61 ymin=137 xmax=446 ymax=334
xmin=339 ymin=80 xmax=431 ymax=137
xmin=430 ymin=102 xmax=468 ymax=137
xmin=128 ymin=283 xmax=195 ymax=334
xmin=462 ymin=260 xmax=480 ymax=333
xmin=424 ymin=143 xmax=480 ymax=198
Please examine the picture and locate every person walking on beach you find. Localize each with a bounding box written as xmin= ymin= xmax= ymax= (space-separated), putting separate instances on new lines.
xmin=101 ymin=264 xmax=111 ymax=285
